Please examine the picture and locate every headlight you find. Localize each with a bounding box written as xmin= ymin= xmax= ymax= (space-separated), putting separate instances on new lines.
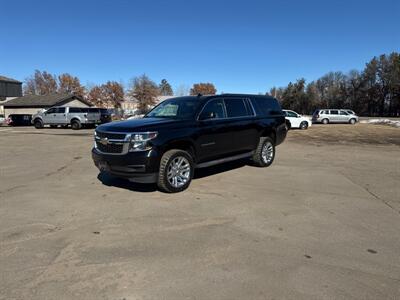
xmin=129 ymin=132 xmax=158 ymax=152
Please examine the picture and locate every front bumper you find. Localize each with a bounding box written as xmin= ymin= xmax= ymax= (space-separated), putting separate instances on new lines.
xmin=92 ymin=148 xmax=160 ymax=183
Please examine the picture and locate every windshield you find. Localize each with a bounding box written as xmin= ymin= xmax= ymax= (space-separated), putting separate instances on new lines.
xmin=145 ymin=98 xmax=200 ymax=119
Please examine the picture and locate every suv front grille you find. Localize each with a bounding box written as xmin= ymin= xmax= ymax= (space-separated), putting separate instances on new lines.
xmin=96 ymin=142 xmax=124 ymax=154
xmin=96 ymin=131 xmax=126 ymax=140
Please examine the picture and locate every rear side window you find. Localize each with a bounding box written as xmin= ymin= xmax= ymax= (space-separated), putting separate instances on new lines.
xmin=224 ymin=98 xmax=249 ymax=118
xmin=69 ymin=107 xmax=82 ymax=113
xmin=330 ymin=110 xmax=339 ymax=115
xmin=251 ymin=97 xmax=282 ymax=116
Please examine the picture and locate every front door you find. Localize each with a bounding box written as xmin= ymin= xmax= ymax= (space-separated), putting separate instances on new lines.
xmin=196 ymin=99 xmax=232 ymax=162
xmin=53 ymin=107 xmax=67 ymax=124
xmin=43 ymin=107 xmax=57 ymax=124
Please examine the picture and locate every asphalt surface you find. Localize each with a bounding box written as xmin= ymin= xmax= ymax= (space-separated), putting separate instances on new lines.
xmin=0 ymin=124 xmax=399 ymax=300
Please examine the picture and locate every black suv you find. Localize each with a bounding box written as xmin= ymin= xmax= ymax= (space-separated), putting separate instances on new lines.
xmin=92 ymin=94 xmax=287 ymax=192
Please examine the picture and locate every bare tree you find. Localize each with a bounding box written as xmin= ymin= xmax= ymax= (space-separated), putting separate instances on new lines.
xmin=58 ymin=73 xmax=85 ymax=97
xmin=127 ymin=74 xmax=159 ymax=113
xmin=190 ymin=83 xmax=217 ymax=95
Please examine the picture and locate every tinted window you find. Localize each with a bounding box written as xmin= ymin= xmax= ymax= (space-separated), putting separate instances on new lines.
xmin=69 ymin=107 xmax=82 ymax=113
xmin=330 ymin=110 xmax=339 ymax=115
xmin=224 ymin=98 xmax=248 ymax=118
xmin=56 ymin=107 xmax=65 ymax=113
xmin=46 ymin=108 xmax=56 ymax=114
xmin=286 ymin=111 xmax=298 ymax=117
xmin=339 ymin=110 xmax=348 ymax=115
xmin=199 ymin=99 xmax=226 ymax=120
xmin=252 ymin=97 xmax=282 ymax=116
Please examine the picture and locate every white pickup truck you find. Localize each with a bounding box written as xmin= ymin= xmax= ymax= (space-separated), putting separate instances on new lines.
xmin=32 ymin=106 xmax=101 ymax=130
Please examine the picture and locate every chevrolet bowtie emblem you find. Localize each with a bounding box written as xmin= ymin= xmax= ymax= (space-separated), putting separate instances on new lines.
xmin=99 ymin=137 xmax=109 ymax=146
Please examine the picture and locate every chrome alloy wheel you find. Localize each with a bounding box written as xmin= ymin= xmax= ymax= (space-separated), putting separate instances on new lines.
xmin=167 ymin=156 xmax=191 ymax=188
xmin=261 ymin=141 xmax=274 ymax=164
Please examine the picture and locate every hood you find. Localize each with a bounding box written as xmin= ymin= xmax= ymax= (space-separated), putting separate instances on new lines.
xmin=96 ymin=117 xmax=177 ymax=132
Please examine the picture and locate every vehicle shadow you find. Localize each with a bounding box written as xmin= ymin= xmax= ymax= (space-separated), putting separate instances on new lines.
xmin=96 ymin=159 xmax=248 ymax=193
xmin=193 ymin=159 xmax=248 ymax=179
xmin=97 ymin=172 xmax=157 ymax=192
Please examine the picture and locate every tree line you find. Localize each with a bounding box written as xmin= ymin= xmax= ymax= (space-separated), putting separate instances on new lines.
xmin=269 ymin=52 xmax=400 ymax=116
xmin=23 ymin=71 xmax=217 ymax=113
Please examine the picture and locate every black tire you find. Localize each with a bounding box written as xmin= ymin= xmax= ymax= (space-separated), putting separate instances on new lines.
xmin=285 ymin=120 xmax=291 ymax=130
xmin=34 ymin=119 xmax=44 ymax=129
xmin=349 ymin=118 xmax=356 ymax=125
xmin=252 ymin=137 xmax=275 ymax=167
xmin=322 ymin=118 xmax=329 ymax=125
xmin=157 ymin=149 xmax=194 ymax=193
xmin=71 ymin=120 xmax=81 ymax=130
xmin=300 ymin=121 xmax=309 ymax=130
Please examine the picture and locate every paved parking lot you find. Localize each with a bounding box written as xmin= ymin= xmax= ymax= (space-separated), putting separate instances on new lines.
xmin=1 ymin=124 xmax=399 ymax=300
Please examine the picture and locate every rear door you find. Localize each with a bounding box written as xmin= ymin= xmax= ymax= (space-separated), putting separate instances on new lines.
xmin=329 ymin=110 xmax=340 ymax=122
xmin=223 ymin=97 xmax=258 ymax=153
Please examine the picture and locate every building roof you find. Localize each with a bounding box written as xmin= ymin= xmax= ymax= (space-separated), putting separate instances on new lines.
xmin=4 ymin=93 xmax=92 ymax=108
xmin=0 ymin=76 xmax=22 ymax=84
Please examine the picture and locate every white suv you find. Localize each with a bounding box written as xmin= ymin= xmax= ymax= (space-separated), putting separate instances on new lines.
xmin=283 ymin=110 xmax=311 ymax=130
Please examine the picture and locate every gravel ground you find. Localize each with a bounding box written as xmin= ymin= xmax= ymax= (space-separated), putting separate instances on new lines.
xmin=0 ymin=124 xmax=399 ymax=300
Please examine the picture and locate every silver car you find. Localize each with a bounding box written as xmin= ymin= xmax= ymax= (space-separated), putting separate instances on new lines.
xmin=32 ymin=106 xmax=101 ymax=130
xmin=312 ymin=109 xmax=358 ymax=124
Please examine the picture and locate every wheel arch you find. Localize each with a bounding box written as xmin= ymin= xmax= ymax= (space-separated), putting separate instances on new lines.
xmin=261 ymin=128 xmax=277 ymax=144
xmin=162 ymin=139 xmax=196 ymax=161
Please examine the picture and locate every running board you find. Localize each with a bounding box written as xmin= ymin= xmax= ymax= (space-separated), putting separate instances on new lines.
xmin=196 ymin=151 xmax=254 ymax=169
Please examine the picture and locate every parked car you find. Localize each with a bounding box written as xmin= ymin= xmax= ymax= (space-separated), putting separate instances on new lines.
xmin=92 ymin=94 xmax=287 ymax=193
xmin=312 ymin=109 xmax=359 ymax=124
xmin=32 ymin=106 xmax=101 ymax=129
xmin=0 ymin=114 xmax=5 ymax=124
xmin=6 ymin=114 xmax=32 ymax=126
xmin=283 ymin=110 xmax=311 ymax=130
xmin=88 ymin=108 xmax=112 ymax=124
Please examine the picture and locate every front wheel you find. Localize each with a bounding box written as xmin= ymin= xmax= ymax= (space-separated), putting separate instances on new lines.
xmin=157 ymin=149 xmax=194 ymax=193
xmin=34 ymin=119 xmax=44 ymax=129
xmin=349 ymin=118 xmax=356 ymax=125
xmin=252 ymin=137 xmax=275 ymax=167
xmin=300 ymin=121 xmax=309 ymax=130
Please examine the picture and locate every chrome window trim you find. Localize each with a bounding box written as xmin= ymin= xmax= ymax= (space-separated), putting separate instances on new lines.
xmin=196 ymin=97 xmax=257 ymax=121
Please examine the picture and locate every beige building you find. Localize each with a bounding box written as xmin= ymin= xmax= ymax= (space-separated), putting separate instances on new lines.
xmin=3 ymin=94 xmax=92 ymax=118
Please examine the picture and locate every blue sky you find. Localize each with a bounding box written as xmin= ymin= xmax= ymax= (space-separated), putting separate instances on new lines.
xmin=2 ymin=0 xmax=399 ymax=94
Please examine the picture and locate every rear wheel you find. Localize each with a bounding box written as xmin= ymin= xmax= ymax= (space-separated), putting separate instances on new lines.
xmin=157 ymin=149 xmax=194 ymax=193
xmin=252 ymin=137 xmax=275 ymax=167
xmin=34 ymin=119 xmax=44 ymax=129
xmin=71 ymin=120 xmax=81 ymax=130
xmin=300 ymin=121 xmax=309 ymax=130
xmin=349 ymin=118 xmax=356 ymax=125
xmin=322 ymin=118 xmax=329 ymax=125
